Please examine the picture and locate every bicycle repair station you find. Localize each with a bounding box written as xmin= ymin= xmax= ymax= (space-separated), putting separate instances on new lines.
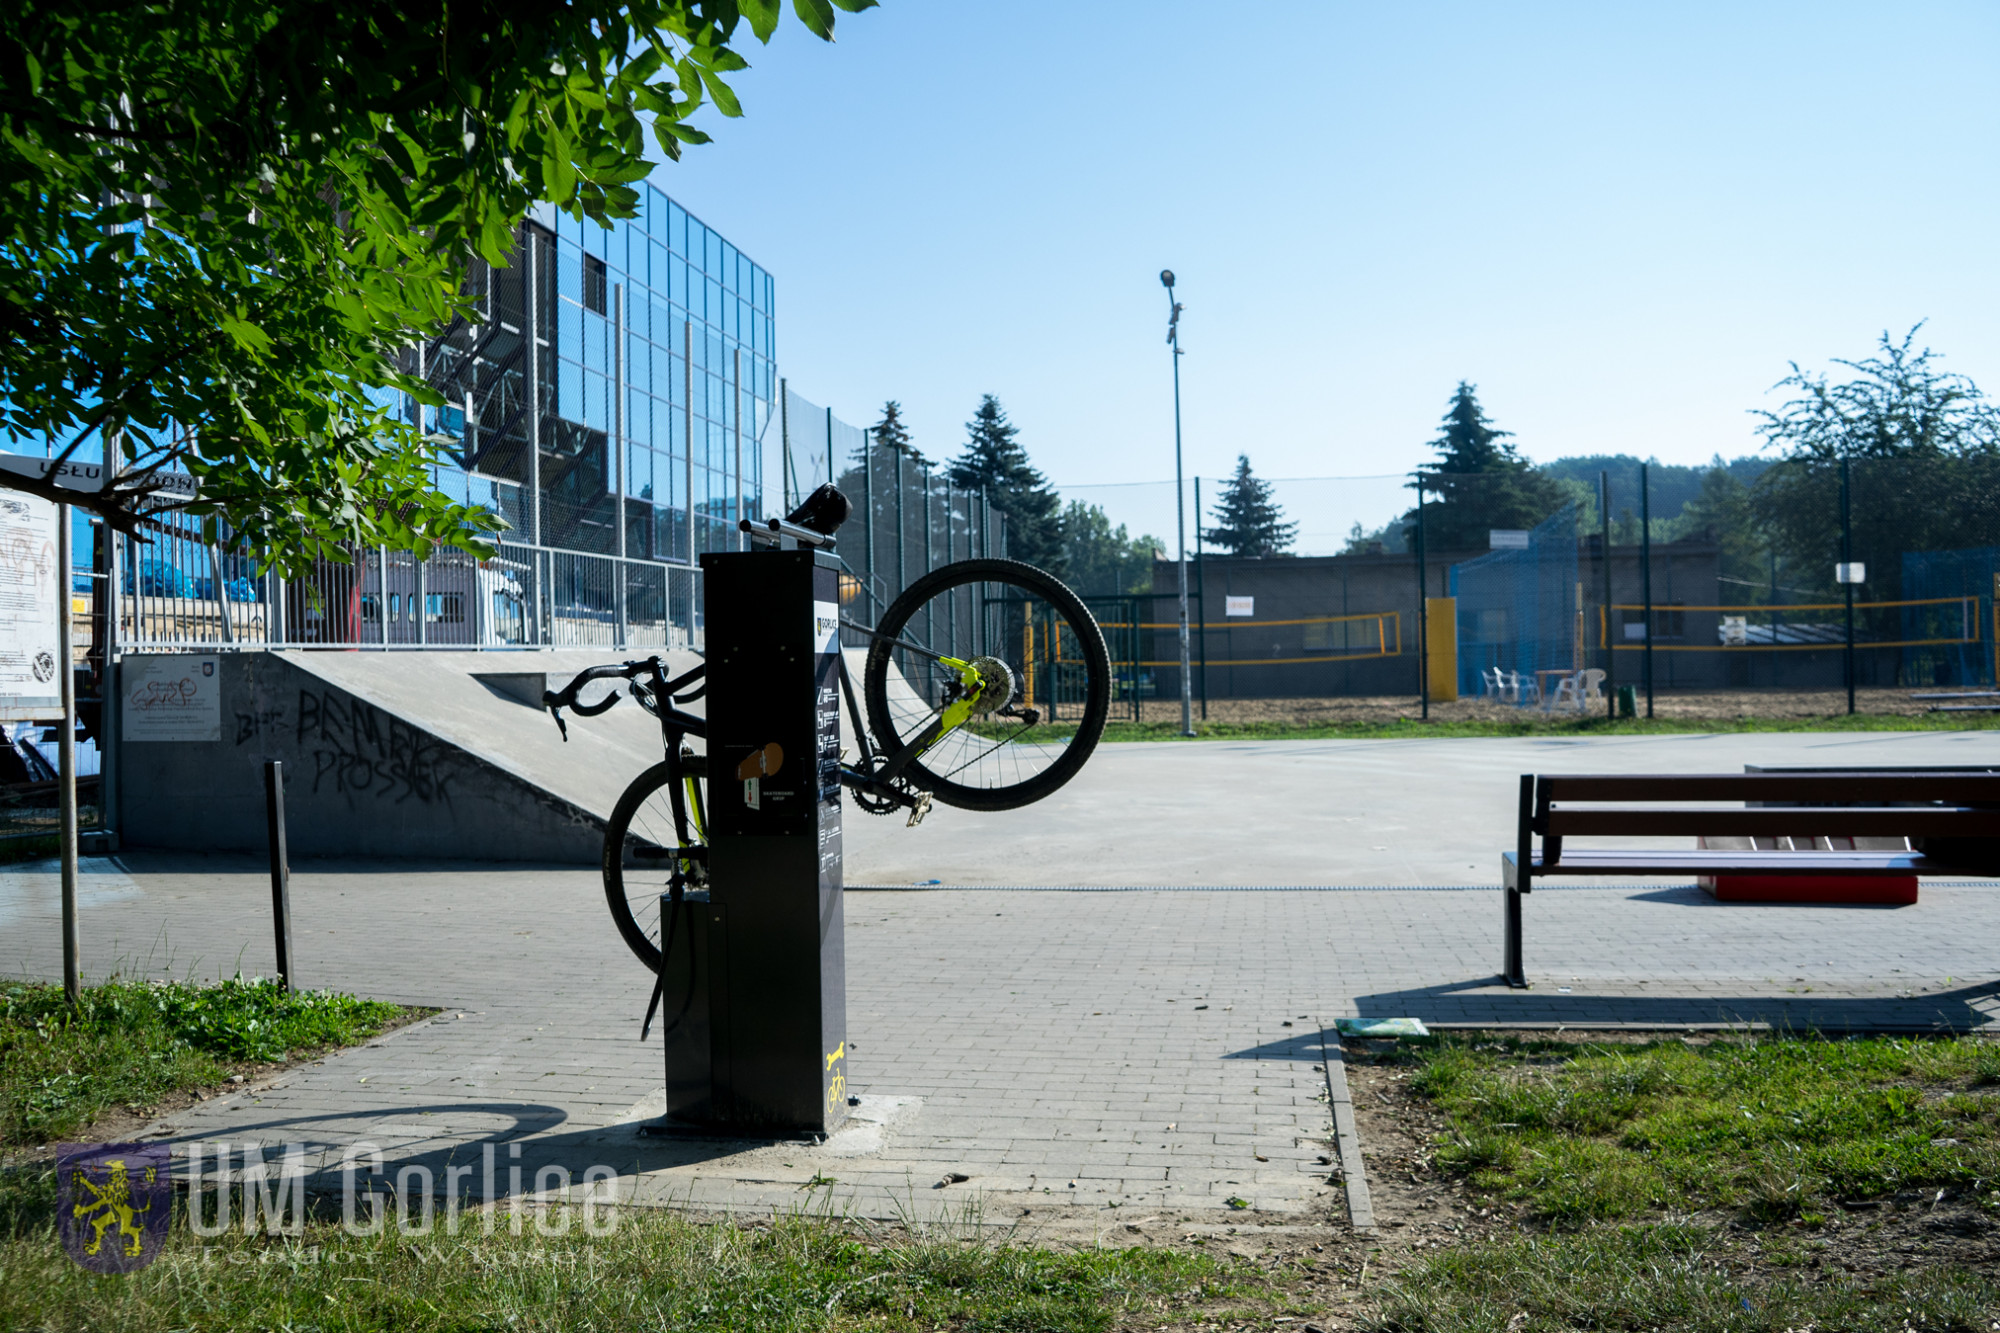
xmin=650 ymin=540 xmax=850 ymax=1139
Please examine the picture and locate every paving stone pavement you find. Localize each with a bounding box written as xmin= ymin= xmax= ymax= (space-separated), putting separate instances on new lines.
xmin=6 ymin=847 xmax=1999 ymax=1228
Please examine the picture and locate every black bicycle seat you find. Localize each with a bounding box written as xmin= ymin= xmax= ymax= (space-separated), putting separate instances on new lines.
xmin=785 ymin=484 xmax=851 ymax=536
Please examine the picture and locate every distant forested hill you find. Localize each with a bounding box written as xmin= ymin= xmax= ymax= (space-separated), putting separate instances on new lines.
xmin=1537 ymin=454 xmax=1772 ymax=523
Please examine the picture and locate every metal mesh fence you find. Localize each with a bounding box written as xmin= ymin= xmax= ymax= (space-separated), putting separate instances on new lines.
xmin=1450 ymin=502 xmax=1580 ymax=699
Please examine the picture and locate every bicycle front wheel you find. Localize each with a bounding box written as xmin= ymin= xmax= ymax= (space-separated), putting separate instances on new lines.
xmin=602 ymin=757 xmax=707 ymax=973
xmin=862 ymin=558 xmax=1110 ymax=811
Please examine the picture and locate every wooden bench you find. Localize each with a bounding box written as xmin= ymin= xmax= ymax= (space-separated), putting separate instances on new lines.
xmin=1501 ymin=771 xmax=2000 ymax=988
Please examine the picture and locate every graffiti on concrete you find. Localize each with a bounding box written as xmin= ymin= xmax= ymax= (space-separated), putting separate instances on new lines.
xmin=295 ymin=689 xmax=457 ymax=806
xmin=233 ymin=706 xmax=286 ymax=746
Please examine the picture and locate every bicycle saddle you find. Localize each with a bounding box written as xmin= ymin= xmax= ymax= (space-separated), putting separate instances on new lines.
xmin=785 ymin=483 xmax=851 ymax=536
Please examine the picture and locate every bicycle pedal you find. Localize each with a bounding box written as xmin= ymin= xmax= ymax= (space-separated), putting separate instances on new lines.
xmin=906 ymin=792 xmax=933 ymax=827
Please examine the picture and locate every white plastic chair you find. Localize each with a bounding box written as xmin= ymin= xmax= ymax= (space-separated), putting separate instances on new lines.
xmin=1481 ymin=667 xmax=1505 ymax=700
xmin=1511 ymin=670 xmax=1539 ymax=707
xmin=1548 ymin=673 xmax=1581 ymax=713
xmin=1579 ymin=668 xmax=1606 ymax=707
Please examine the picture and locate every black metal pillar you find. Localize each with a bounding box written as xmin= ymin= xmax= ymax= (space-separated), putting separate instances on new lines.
xmin=1193 ymin=475 xmax=1208 ymax=721
xmin=670 ymin=549 xmax=847 ymax=1135
xmin=1841 ymin=456 xmax=1856 ymax=715
xmin=1640 ymin=462 xmax=1654 ymax=718
xmin=1600 ymin=470 xmax=1614 ymax=717
xmin=1415 ymin=474 xmax=1428 ymax=720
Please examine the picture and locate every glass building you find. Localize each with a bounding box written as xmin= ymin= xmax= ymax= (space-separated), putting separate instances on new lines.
xmin=418 ymin=188 xmax=776 ymax=565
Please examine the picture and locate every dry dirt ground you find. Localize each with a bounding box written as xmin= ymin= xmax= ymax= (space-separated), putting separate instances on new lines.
xmin=1131 ymin=686 xmax=1974 ymax=727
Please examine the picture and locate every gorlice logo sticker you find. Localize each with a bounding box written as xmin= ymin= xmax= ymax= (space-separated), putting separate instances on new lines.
xmin=58 ymin=1142 xmax=172 ymax=1272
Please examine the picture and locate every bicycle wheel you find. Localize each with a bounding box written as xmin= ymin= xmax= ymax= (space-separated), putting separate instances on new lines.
xmin=602 ymin=756 xmax=707 ymax=973
xmin=862 ymin=558 xmax=1110 ymax=811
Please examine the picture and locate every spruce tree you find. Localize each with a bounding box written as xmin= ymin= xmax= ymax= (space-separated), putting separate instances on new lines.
xmin=1204 ymin=454 xmax=1297 ymax=557
xmin=947 ymin=395 xmax=1063 ymax=571
xmin=1411 ymin=382 xmax=1567 ymax=549
xmin=870 ymin=401 xmax=926 ymax=462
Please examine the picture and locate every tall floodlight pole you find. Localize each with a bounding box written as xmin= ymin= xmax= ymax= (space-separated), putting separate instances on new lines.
xmin=1162 ymin=270 xmax=1195 ymax=737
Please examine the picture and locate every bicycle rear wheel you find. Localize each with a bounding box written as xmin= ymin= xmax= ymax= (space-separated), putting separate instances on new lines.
xmin=602 ymin=757 xmax=707 ymax=973
xmin=862 ymin=558 xmax=1110 ymax=811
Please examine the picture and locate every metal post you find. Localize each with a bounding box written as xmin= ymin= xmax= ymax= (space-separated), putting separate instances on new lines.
xmin=733 ymin=347 xmax=744 ymax=553
xmin=416 ymin=549 xmax=427 ymax=647
xmin=684 ymin=319 xmax=696 ymax=564
xmin=1841 ymin=456 xmax=1856 ymax=715
xmin=526 ymin=229 xmax=542 ymax=548
xmin=1415 ymin=474 xmax=1428 ymax=720
xmin=615 ymin=284 xmax=627 ymax=560
xmin=58 ymin=502 xmax=79 ymax=1004
xmin=378 ymin=546 xmax=390 ymax=650
xmin=1193 ymin=475 xmax=1208 ymax=720
xmin=211 ymin=543 xmax=235 ymax=645
xmin=779 ymin=376 xmax=793 ymax=511
xmin=922 ymin=464 xmax=934 ymax=645
xmin=895 ymin=445 xmax=906 ymax=595
xmin=1640 ymin=461 xmax=1654 ymax=718
xmin=1600 ymin=470 xmax=1614 ymax=717
xmin=102 ymin=520 xmax=120 ymax=841
xmin=264 ymin=761 xmax=293 ymax=991
xmin=1168 ymin=302 xmax=1194 ymax=738
xmin=861 ymin=413 xmax=874 ymax=620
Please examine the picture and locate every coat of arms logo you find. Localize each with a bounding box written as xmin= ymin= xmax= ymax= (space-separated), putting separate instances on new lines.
xmin=57 ymin=1142 xmax=172 ymax=1272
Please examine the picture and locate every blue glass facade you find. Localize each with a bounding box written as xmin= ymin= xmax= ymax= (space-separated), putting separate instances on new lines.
xmin=418 ymin=186 xmax=774 ymax=567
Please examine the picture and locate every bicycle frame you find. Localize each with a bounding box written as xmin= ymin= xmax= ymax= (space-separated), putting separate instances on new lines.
xmin=543 ymin=651 xmax=944 ymax=820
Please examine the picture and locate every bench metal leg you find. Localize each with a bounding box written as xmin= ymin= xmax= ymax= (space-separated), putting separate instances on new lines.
xmin=1501 ymin=852 xmax=1527 ymax=989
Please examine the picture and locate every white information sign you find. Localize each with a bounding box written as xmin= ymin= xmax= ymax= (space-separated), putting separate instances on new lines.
xmin=1224 ymin=596 xmax=1255 ymax=618
xmin=123 ymin=655 xmax=223 ymax=742
xmin=0 ymin=492 xmax=61 ymax=712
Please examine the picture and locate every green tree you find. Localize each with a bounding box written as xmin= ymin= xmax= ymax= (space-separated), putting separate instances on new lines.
xmin=1203 ymin=454 xmax=1296 ymax=557
xmin=1681 ymin=460 xmax=1766 ymax=594
xmin=0 ymin=0 xmax=872 ymax=571
xmin=1409 ymin=382 xmax=1567 ymax=550
xmin=870 ymin=401 xmax=926 ymax=463
xmin=947 ymin=395 xmax=1062 ymax=571
xmin=1751 ymin=328 xmax=2000 ymax=601
xmin=1060 ymin=501 xmax=1161 ymax=597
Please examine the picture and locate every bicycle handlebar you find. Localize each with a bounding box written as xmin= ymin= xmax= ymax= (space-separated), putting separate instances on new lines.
xmin=542 ymin=658 xmax=661 ymax=740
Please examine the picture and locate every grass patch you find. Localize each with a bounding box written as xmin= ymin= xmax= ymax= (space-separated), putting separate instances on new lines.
xmin=0 ymin=976 xmax=407 ymax=1147
xmin=1365 ymin=1220 xmax=2000 ymax=1332
xmin=1097 ymin=712 xmax=2000 ymax=742
xmin=0 ymin=1202 xmax=1248 ymax=1333
xmin=1398 ymin=1032 xmax=2000 ymax=1224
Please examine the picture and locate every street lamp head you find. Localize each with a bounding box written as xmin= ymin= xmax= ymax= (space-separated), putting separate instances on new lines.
xmin=1159 ymin=269 xmax=1175 ymax=289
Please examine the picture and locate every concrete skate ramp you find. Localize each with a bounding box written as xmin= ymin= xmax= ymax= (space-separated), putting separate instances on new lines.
xmin=119 ymin=649 xmax=702 ymax=862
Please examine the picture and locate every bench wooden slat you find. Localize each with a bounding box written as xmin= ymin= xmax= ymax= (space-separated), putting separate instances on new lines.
xmin=1537 ymin=773 xmax=2000 ymax=802
xmin=1544 ymin=807 xmax=2000 ymax=837
xmin=1508 ymin=849 xmax=1969 ymax=877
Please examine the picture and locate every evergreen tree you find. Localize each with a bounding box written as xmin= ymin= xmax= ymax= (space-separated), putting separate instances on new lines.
xmin=1409 ymin=382 xmax=1568 ymax=549
xmin=947 ymin=395 xmax=1063 ymax=571
xmin=1204 ymin=454 xmax=1297 ymax=557
xmin=870 ymin=401 xmax=926 ymax=463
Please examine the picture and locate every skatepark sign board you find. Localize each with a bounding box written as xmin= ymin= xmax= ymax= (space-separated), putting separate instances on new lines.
xmin=123 ymin=656 xmax=222 ymax=743
xmin=0 ymin=491 xmax=61 ymax=718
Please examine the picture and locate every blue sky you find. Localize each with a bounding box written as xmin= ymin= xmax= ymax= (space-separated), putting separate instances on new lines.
xmin=659 ymin=2 xmax=2000 ymax=550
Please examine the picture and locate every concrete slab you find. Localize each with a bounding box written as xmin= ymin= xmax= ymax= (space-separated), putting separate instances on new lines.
xmin=844 ymin=729 xmax=2000 ymax=886
xmin=9 ymin=724 xmax=2000 ymax=1232
xmin=118 ymin=649 xmax=700 ymax=861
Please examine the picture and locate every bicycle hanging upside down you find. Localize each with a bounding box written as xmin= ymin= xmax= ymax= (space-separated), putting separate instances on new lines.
xmin=539 ymin=484 xmax=1113 ymax=983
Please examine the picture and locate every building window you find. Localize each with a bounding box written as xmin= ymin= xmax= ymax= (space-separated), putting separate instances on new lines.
xmin=584 ymin=255 xmax=607 ymax=314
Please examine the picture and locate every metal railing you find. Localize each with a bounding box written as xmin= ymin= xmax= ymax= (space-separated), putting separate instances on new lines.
xmin=119 ymin=524 xmax=704 ymax=653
